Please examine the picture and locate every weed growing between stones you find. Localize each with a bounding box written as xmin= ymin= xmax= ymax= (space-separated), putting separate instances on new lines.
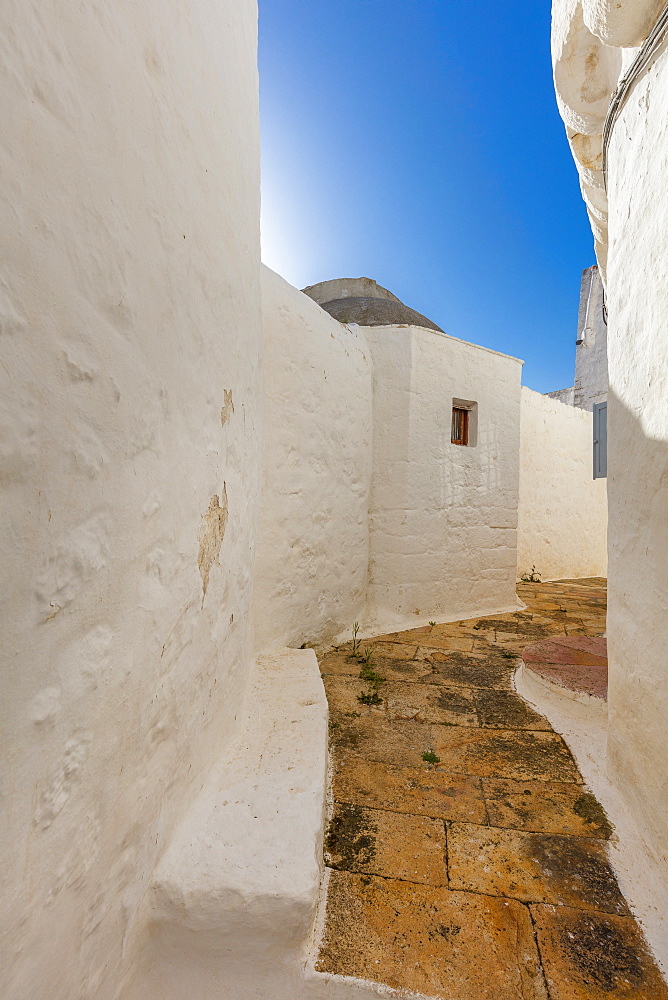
xmin=358 ymin=691 xmax=383 ymax=706
xmin=351 ymin=621 xmax=361 ymax=656
xmin=349 ymin=645 xmax=386 ymax=705
xmin=359 ymin=663 xmax=385 ymax=689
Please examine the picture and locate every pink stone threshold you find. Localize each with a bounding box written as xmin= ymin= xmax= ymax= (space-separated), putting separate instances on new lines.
xmin=521 ymin=636 xmax=608 ymax=700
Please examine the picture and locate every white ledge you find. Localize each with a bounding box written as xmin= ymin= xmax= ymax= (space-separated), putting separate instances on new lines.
xmin=131 ymin=649 xmax=329 ymax=998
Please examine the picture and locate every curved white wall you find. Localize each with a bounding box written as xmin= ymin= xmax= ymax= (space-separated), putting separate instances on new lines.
xmin=253 ymin=267 xmax=372 ymax=650
xmin=517 ymin=388 xmax=607 ymax=581
xmin=0 ymin=3 xmax=262 ymax=998
xmin=582 ymin=0 xmax=665 ymax=47
xmin=364 ymin=326 xmax=523 ymax=631
xmin=605 ymin=46 xmax=668 ymax=876
xmin=553 ymin=0 xmax=668 ymax=882
xmin=552 ymin=0 xmax=622 ymax=269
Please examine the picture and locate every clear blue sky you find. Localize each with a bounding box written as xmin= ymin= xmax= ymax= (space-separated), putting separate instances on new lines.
xmin=258 ymin=1 xmax=595 ymax=393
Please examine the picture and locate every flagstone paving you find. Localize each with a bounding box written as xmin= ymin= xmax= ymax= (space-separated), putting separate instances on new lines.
xmin=316 ymin=578 xmax=668 ymax=999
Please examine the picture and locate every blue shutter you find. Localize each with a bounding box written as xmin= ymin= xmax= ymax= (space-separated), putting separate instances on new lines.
xmin=593 ymin=401 xmax=607 ymax=479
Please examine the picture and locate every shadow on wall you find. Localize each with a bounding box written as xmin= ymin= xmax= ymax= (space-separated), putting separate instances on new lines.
xmin=605 ymin=388 xmax=668 ymax=876
xmin=253 ymin=267 xmax=373 ymax=652
xmin=516 ymin=387 xmax=607 ymax=583
xmin=365 ymin=328 xmax=414 ymax=617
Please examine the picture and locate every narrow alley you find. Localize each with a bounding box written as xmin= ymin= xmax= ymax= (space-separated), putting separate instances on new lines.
xmin=317 ymin=580 xmax=667 ymax=999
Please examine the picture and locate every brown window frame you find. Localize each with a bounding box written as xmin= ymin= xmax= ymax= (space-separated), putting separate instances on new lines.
xmin=451 ymin=406 xmax=469 ymax=446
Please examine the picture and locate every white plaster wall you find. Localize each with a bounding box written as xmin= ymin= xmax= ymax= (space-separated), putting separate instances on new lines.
xmin=128 ymin=649 xmax=330 ymax=1000
xmin=553 ymin=0 xmax=668 ymax=887
xmin=0 ymin=4 xmax=262 ymax=998
xmin=254 ymin=268 xmax=372 ymax=650
xmin=517 ymin=388 xmax=607 ymax=581
xmin=604 ymin=44 xmax=668 ymax=879
xmin=582 ymin=0 xmax=665 ymax=47
xmin=574 ymin=266 xmax=608 ymax=410
xmin=552 ymin=0 xmax=623 ymax=270
xmin=364 ymin=327 xmax=522 ymax=631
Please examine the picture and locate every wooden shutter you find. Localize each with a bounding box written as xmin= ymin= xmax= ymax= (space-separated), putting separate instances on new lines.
xmin=593 ymin=401 xmax=607 ymax=479
xmin=451 ymin=406 xmax=469 ymax=446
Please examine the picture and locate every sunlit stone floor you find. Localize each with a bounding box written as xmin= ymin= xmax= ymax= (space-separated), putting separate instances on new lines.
xmin=316 ymin=579 xmax=668 ymax=999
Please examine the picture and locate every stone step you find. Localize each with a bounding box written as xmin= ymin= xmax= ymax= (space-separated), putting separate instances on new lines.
xmin=129 ymin=649 xmax=329 ymax=999
xmin=522 ymin=635 xmax=608 ymax=701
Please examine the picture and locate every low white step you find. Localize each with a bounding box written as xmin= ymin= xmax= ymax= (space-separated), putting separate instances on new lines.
xmin=131 ymin=648 xmax=328 ymax=1000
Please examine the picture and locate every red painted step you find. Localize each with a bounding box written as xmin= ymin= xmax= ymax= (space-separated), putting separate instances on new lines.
xmin=522 ymin=636 xmax=607 ymax=700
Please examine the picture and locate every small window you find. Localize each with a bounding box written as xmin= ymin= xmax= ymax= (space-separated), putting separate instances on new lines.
xmin=451 ymin=398 xmax=478 ymax=447
xmin=451 ymin=406 xmax=469 ymax=446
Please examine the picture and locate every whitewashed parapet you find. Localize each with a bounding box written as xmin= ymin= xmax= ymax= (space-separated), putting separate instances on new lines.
xmin=582 ymin=0 xmax=665 ymax=47
xmin=552 ymin=0 xmax=667 ymax=273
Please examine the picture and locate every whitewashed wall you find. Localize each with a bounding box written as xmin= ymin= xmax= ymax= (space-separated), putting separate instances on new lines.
xmin=364 ymin=327 xmax=522 ymax=631
xmin=0 ymin=3 xmax=262 ymax=998
xmin=605 ymin=48 xmax=668 ymax=875
xmin=254 ymin=268 xmax=372 ymax=650
xmin=517 ymin=388 xmax=607 ymax=581
xmin=574 ymin=266 xmax=608 ymax=410
xmin=553 ymin=0 xmax=668 ymax=887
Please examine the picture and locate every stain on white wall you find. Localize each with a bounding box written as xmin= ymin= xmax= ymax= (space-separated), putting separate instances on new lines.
xmin=517 ymin=387 xmax=607 ymax=582
xmin=0 ymin=2 xmax=262 ymax=997
xmin=253 ymin=267 xmax=372 ymax=651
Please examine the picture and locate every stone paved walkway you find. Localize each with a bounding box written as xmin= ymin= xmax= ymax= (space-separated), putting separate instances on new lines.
xmin=316 ymin=578 xmax=668 ymax=999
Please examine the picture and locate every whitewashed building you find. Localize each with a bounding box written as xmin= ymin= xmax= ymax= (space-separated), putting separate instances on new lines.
xmin=552 ymin=0 xmax=668 ymax=920
xmin=0 ymin=2 xmax=614 ymax=997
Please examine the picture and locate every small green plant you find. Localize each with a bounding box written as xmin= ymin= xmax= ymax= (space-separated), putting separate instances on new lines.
xmin=344 ymin=711 xmax=361 ymax=718
xmin=501 ymin=650 xmax=517 ymax=660
xmin=329 ymin=720 xmax=340 ymax=731
xmin=356 ymin=643 xmax=385 ymax=703
xmin=358 ymin=691 xmax=383 ymax=706
xmin=357 ymin=646 xmax=385 ymax=690
xmin=520 ymin=566 xmax=542 ymax=583
xmin=360 ymin=666 xmax=385 ymax=691
xmin=429 ymin=621 xmax=437 ymax=627
xmin=422 ymin=750 xmax=441 ymax=764
xmin=351 ymin=621 xmax=361 ymax=655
